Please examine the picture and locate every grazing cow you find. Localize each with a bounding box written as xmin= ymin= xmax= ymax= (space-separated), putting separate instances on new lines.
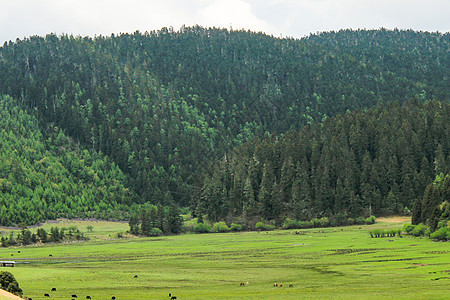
xmin=274 ymin=283 xmax=278 ymax=287
xmin=289 ymin=283 xmax=294 ymax=287
xmin=18 ymin=251 xmax=21 ymax=253
xmin=111 ymin=297 xmax=116 ymax=300
xmin=49 ymin=254 xmax=53 ymax=257
xmin=44 ymin=294 xmax=50 ymax=297
xmin=171 ymin=297 xmax=177 ymax=300
xmin=246 ymin=281 xmax=249 ymax=286
xmin=280 ymin=284 xmax=283 ymax=287
xmin=11 ymin=254 xmax=13 ymax=256
xmin=295 ymin=231 xmax=300 ymax=234
xmin=51 ymin=288 xmax=56 ymax=291
xmin=86 ymin=296 xmax=91 ymax=299
xmin=72 ymin=295 xmax=77 ymax=298
xmin=134 ymin=275 xmax=138 ymax=278
xmin=240 ymin=282 xmax=245 ymax=286
xmin=169 ymin=293 xmax=171 ymax=297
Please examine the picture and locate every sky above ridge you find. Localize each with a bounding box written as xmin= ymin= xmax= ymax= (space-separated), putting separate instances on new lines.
xmin=1 ymin=0 xmax=449 ymax=43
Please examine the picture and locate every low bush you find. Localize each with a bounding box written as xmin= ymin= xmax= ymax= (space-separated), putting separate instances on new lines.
xmin=282 ymin=218 xmax=298 ymax=229
xmin=149 ymin=228 xmax=163 ymax=237
xmin=365 ymin=216 xmax=376 ymax=225
xmin=411 ymin=223 xmax=429 ymax=237
xmin=255 ymin=222 xmax=275 ymax=231
xmin=213 ymin=221 xmax=230 ymax=233
xmin=230 ymin=223 xmax=243 ymax=232
xmin=193 ymin=223 xmax=212 ymax=234
xmin=430 ymin=227 xmax=450 ymax=241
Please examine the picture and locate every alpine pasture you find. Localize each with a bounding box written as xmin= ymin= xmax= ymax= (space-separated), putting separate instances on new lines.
xmin=1 ymin=218 xmax=449 ymax=299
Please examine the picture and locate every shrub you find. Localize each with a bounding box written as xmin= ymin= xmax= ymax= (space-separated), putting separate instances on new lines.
xmin=230 ymin=223 xmax=243 ymax=232
xmin=255 ymin=222 xmax=275 ymax=231
xmin=282 ymin=218 xmax=298 ymax=229
xmin=411 ymin=223 xmax=429 ymax=237
xmin=318 ymin=217 xmax=330 ymax=227
xmin=430 ymin=227 xmax=449 ymax=241
xmin=365 ymin=216 xmax=376 ymax=225
xmin=355 ymin=217 xmax=366 ymax=225
xmin=193 ymin=223 xmax=212 ymax=234
xmin=346 ymin=218 xmax=355 ymax=226
xmin=311 ymin=218 xmax=320 ymax=228
xmin=213 ymin=221 xmax=230 ymax=233
xmin=297 ymin=220 xmax=313 ymax=229
xmin=403 ymin=224 xmax=415 ymax=233
xmin=149 ymin=228 xmax=163 ymax=237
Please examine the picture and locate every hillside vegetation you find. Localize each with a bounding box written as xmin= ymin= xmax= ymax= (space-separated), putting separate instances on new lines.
xmin=0 ymin=27 xmax=449 ymax=225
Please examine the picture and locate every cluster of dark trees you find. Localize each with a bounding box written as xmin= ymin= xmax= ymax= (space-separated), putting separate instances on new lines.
xmin=0 ymin=271 xmax=22 ymax=297
xmin=0 ymin=27 xmax=448 ymax=225
xmin=198 ymin=101 xmax=450 ymax=225
xmin=128 ymin=204 xmax=183 ymax=236
xmin=1 ymin=225 xmax=88 ymax=247
xmin=412 ymin=173 xmax=450 ymax=234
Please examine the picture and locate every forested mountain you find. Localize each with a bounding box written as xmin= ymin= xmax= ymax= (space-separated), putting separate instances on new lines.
xmin=0 ymin=95 xmax=134 ymax=225
xmin=199 ymin=101 xmax=450 ymax=224
xmin=0 ymin=27 xmax=449 ymax=225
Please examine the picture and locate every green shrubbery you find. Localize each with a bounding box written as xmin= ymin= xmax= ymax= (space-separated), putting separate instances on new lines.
xmin=369 ymin=228 xmax=402 ymax=238
xmin=212 ymin=221 xmax=230 ymax=233
xmin=255 ymin=222 xmax=275 ymax=231
xmin=193 ymin=223 xmax=212 ymax=233
xmin=430 ymin=227 xmax=450 ymax=241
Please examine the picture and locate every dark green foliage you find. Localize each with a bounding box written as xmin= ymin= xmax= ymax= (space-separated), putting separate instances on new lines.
xmin=129 ymin=204 xmax=183 ymax=236
xmin=369 ymin=228 xmax=402 ymax=238
xmin=200 ymin=101 xmax=449 ymax=222
xmin=412 ymin=174 xmax=450 ymax=232
xmin=0 ymin=28 xmax=448 ymax=226
xmin=0 ymin=271 xmax=22 ymax=297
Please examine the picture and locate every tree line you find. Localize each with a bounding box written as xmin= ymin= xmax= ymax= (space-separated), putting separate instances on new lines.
xmin=198 ymin=101 xmax=450 ymax=226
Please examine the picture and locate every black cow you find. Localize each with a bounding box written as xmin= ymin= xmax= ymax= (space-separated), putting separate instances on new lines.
xmin=86 ymin=296 xmax=91 ymax=299
xmin=18 ymin=250 xmax=21 ymax=253
xmin=171 ymin=297 xmax=177 ymax=300
xmin=111 ymin=297 xmax=116 ymax=300
xmin=49 ymin=254 xmax=53 ymax=257
xmin=72 ymin=295 xmax=77 ymax=298
xmin=44 ymin=294 xmax=50 ymax=297
xmin=51 ymin=288 xmax=56 ymax=291
xmin=169 ymin=293 xmax=171 ymax=297
xmin=134 ymin=275 xmax=138 ymax=278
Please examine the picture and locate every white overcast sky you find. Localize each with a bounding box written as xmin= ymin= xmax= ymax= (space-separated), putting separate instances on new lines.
xmin=1 ymin=0 xmax=449 ymax=44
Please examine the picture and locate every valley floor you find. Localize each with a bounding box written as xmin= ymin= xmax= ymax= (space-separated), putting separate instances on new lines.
xmin=0 ymin=217 xmax=448 ymax=299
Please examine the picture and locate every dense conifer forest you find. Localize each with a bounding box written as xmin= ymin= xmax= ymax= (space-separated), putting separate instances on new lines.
xmin=0 ymin=27 xmax=448 ymax=226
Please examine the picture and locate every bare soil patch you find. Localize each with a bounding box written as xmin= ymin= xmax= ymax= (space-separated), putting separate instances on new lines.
xmin=0 ymin=289 xmax=24 ymax=300
xmin=377 ymin=216 xmax=411 ymax=223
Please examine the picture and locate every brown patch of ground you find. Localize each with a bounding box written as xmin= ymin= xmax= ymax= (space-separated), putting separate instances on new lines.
xmin=377 ymin=216 xmax=411 ymax=223
xmin=0 ymin=289 xmax=24 ymax=300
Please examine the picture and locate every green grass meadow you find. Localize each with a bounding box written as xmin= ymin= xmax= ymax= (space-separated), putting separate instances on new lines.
xmin=1 ymin=218 xmax=449 ymax=299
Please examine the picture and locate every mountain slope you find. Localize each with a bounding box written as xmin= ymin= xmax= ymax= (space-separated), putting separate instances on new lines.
xmin=0 ymin=27 xmax=448 ymax=210
xmin=199 ymin=101 xmax=450 ymax=224
xmin=0 ymin=95 xmax=134 ymax=225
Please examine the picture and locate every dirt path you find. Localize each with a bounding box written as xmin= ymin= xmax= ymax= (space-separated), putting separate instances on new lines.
xmin=377 ymin=216 xmax=411 ymax=223
xmin=0 ymin=289 xmax=24 ymax=300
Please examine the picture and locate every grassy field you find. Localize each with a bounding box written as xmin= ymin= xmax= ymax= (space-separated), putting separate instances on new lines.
xmin=1 ymin=217 xmax=449 ymax=299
